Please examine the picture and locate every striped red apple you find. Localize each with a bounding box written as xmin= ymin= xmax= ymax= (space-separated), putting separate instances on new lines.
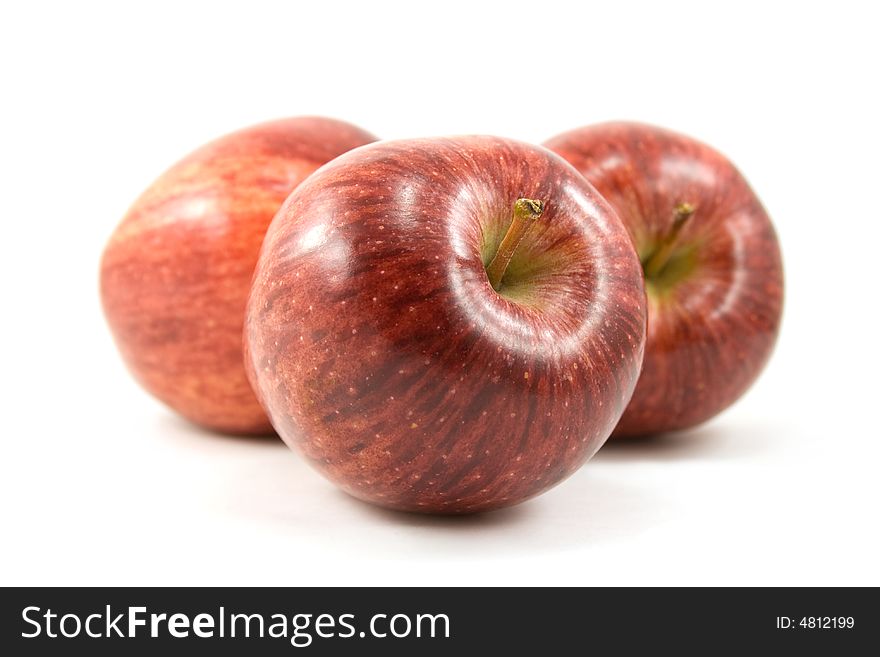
xmin=545 ymin=122 xmax=784 ymax=437
xmin=101 ymin=117 xmax=376 ymax=434
xmin=244 ymin=136 xmax=647 ymax=512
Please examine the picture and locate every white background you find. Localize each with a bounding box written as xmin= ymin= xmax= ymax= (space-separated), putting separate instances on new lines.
xmin=2 ymin=1 xmax=878 ymax=586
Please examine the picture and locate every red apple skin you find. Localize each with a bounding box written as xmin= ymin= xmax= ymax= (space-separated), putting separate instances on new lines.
xmin=100 ymin=117 xmax=376 ymax=435
xmin=244 ymin=136 xmax=647 ymax=513
xmin=544 ymin=122 xmax=784 ymax=438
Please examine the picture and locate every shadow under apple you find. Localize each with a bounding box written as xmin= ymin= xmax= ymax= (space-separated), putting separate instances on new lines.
xmin=215 ymin=445 xmax=667 ymax=559
xmin=592 ymin=415 xmax=779 ymax=464
xmin=151 ymin=409 xmax=674 ymax=557
xmin=154 ymin=412 xmax=283 ymax=450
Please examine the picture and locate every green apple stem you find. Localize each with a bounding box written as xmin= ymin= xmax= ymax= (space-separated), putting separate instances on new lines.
xmin=643 ymin=202 xmax=695 ymax=279
xmin=486 ymin=198 xmax=546 ymax=291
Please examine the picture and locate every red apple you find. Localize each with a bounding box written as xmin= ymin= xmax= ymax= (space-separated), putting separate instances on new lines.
xmin=101 ymin=117 xmax=376 ymax=435
xmin=544 ymin=122 xmax=784 ymax=437
xmin=244 ymin=136 xmax=647 ymax=513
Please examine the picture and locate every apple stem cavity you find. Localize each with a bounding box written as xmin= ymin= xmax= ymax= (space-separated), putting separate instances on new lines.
xmin=643 ymin=202 xmax=695 ymax=279
xmin=486 ymin=198 xmax=546 ymax=291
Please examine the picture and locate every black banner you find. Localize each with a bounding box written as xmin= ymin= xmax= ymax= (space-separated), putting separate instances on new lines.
xmin=1 ymin=587 xmax=875 ymax=654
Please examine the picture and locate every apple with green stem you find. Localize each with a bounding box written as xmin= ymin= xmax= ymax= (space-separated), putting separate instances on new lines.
xmin=545 ymin=122 xmax=784 ymax=437
xmin=101 ymin=117 xmax=376 ymax=435
xmin=245 ymin=136 xmax=646 ymax=513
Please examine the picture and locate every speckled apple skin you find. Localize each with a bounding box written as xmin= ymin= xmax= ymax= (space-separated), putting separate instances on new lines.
xmin=545 ymin=122 xmax=784 ymax=438
xmin=100 ymin=117 xmax=376 ymax=435
xmin=245 ymin=136 xmax=647 ymax=513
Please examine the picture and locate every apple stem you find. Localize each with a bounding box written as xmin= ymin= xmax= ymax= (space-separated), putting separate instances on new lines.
xmin=643 ymin=202 xmax=695 ymax=279
xmin=486 ymin=198 xmax=546 ymax=291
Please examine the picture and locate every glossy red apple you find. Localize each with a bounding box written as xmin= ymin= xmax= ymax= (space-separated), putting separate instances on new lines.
xmin=544 ymin=122 xmax=784 ymax=437
xmin=245 ymin=136 xmax=647 ymax=513
xmin=101 ymin=117 xmax=376 ymax=435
